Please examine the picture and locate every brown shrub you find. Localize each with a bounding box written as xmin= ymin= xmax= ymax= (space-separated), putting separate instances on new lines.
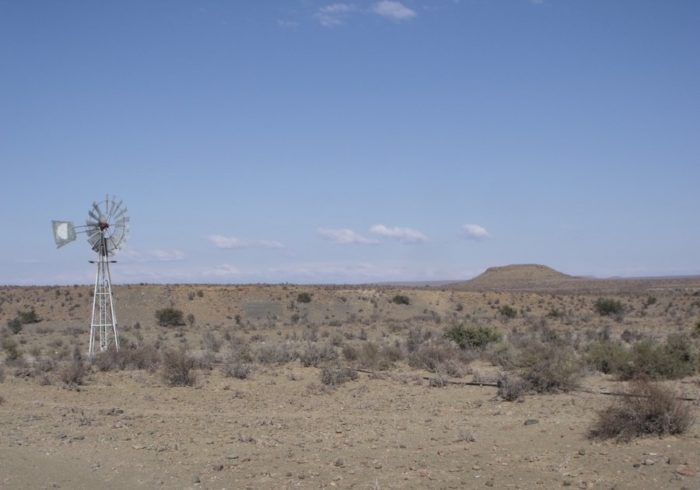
xmin=162 ymin=349 xmax=196 ymax=387
xmin=320 ymin=364 xmax=358 ymax=386
xmin=59 ymin=358 xmax=86 ymax=386
xmin=299 ymin=342 xmax=338 ymax=367
xmin=497 ymin=373 xmax=529 ymax=401
xmin=589 ymin=381 xmax=694 ymax=441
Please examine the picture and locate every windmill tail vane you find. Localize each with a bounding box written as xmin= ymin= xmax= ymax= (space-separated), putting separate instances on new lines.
xmin=51 ymin=194 xmax=130 ymax=357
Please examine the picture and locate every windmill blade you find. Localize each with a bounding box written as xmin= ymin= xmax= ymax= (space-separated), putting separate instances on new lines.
xmin=112 ymin=205 xmax=128 ymax=222
xmin=108 ymin=199 xmax=122 ymax=220
xmin=110 ymin=219 xmax=128 ymax=247
xmin=92 ymin=202 xmax=105 ymax=221
xmin=88 ymin=206 xmax=101 ymax=222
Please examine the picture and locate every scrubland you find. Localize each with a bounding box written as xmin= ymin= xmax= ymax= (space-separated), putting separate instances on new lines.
xmin=1 ymin=267 xmax=699 ymax=489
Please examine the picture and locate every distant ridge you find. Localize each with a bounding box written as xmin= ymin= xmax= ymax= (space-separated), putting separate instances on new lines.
xmin=458 ymin=264 xmax=578 ymax=291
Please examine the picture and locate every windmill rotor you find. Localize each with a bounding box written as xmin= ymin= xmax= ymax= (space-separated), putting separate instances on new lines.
xmin=84 ymin=196 xmax=129 ymax=255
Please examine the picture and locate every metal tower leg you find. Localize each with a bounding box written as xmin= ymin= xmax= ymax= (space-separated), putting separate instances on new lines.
xmin=89 ymin=252 xmax=119 ymax=357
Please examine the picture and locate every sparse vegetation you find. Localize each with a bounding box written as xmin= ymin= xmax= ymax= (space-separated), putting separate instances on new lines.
xmin=589 ymin=381 xmax=694 ymax=441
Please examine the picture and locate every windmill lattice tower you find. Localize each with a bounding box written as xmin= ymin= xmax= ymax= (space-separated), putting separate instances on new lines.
xmin=52 ymin=195 xmax=129 ymax=357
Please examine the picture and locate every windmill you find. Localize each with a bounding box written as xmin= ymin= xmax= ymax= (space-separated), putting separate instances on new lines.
xmin=52 ymin=195 xmax=129 ymax=357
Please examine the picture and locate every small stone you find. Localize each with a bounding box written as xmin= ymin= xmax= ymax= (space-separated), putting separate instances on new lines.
xmin=675 ymin=465 xmax=697 ymax=477
xmin=563 ymin=480 xmax=573 ymax=487
xmin=212 ymin=464 xmax=224 ymax=472
xmin=643 ymin=459 xmax=655 ymax=466
xmin=192 ymin=475 xmax=200 ymax=484
xmin=524 ymin=419 xmax=539 ymax=426
xmin=334 ymin=458 xmax=345 ymax=467
xmin=485 ymin=480 xmax=494 ymax=487
xmin=472 ymin=465 xmax=481 ymax=471
xmin=578 ymin=449 xmax=586 ymax=456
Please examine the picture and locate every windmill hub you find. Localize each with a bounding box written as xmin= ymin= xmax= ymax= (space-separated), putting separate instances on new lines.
xmin=52 ymin=195 xmax=129 ymax=357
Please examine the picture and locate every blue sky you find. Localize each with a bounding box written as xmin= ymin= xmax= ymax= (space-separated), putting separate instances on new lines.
xmin=1 ymin=0 xmax=698 ymax=285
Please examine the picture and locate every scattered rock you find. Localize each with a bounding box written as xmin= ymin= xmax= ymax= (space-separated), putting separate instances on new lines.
xmin=192 ymin=475 xmax=200 ymax=484
xmin=524 ymin=419 xmax=539 ymax=426
xmin=212 ymin=464 xmax=224 ymax=472
xmin=675 ymin=465 xmax=697 ymax=477
xmin=643 ymin=459 xmax=655 ymax=466
xmin=578 ymin=449 xmax=586 ymax=456
xmin=334 ymin=458 xmax=345 ymax=467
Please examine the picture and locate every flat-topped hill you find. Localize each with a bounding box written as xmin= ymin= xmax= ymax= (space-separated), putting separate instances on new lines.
xmin=461 ymin=264 xmax=577 ymax=290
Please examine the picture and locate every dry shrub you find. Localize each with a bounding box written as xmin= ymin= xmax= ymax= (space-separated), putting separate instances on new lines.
xmin=342 ymin=344 xmax=358 ymax=361
xmin=356 ymin=341 xmax=398 ymax=371
xmin=162 ymin=349 xmax=196 ymax=387
xmin=0 ymin=364 xmax=5 ymax=383
xmin=586 ymin=341 xmax=631 ymax=374
xmin=518 ymin=342 xmax=582 ymax=393
xmin=589 ymin=381 xmax=694 ymax=441
xmin=59 ymin=358 xmax=86 ymax=387
xmin=408 ymin=340 xmax=474 ymax=374
xmin=93 ymin=344 xmax=160 ymax=372
xmin=497 ymin=373 xmax=529 ymax=401
xmin=1 ymin=335 xmax=22 ymax=363
xmin=222 ymin=359 xmax=252 ymax=379
xmin=320 ymin=364 xmax=358 ymax=387
xmin=299 ymin=342 xmax=338 ymax=367
xmin=256 ymin=343 xmax=298 ymax=365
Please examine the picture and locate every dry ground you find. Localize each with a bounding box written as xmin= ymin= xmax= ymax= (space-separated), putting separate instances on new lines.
xmin=1 ymin=269 xmax=700 ymax=489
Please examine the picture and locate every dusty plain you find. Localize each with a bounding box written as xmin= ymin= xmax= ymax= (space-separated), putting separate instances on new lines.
xmin=1 ymin=265 xmax=699 ymax=489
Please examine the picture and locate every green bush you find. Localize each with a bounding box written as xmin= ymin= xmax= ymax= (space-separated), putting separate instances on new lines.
xmin=518 ymin=342 xmax=582 ymax=393
xmin=445 ymin=324 xmax=501 ymax=350
xmin=391 ymin=294 xmax=410 ymax=305
xmin=1 ymin=335 xmax=21 ymax=361
xmin=296 ymin=292 xmax=312 ymax=303
xmin=586 ymin=341 xmax=631 ymax=374
xmin=618 ymin=335 xmax=697 ymax=380
xmin=7 ymin=318 xmax=23 ymax=334
xmin=498 ymin=305 xmax=517 ymax=319
xmin=17 ymin=308 xmax=40 ymax=324
xmin=589 ymin=381 xmax=693 ymax=441
xmin=594 ymin=298 xmax=624 ymax=317
xmin=155 ymin=308 xmax=185 ymax=327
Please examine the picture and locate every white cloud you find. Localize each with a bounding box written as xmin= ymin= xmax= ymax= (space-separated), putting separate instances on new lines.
xmin=462 ymin=224 xmax=490 ymax=240
xmin=316 ymin=3 xmax=356 ymax=27
xmin=372 ymin=1 xmax=416 ymax=21
xmin=122 ymin=248 xmax=186 ymax=262
xmin=202 ymin=263 xmax=242 ymax=277
xmin=369 ymin=224 xmax=427 ymax=243
xmin=317 ymin=227 xmax=377 ymax=245
xmin=208 ymin=235 xmax=284 ymax=250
